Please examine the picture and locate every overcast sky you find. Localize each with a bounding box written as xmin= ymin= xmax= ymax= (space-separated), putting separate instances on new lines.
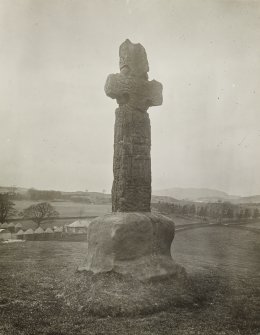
xmin=0 ymin=0 xmax=259 ymax=196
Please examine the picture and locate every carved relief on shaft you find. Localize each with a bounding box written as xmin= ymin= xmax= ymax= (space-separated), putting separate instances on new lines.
xmin=105 ymin=39 xmax=163 ymax=212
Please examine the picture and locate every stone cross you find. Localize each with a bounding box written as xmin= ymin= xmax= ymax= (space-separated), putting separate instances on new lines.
xmin=105 ymin=39 xmax=163 ymax=212
xmin=80 ymin=40 xmax=177 ymax=282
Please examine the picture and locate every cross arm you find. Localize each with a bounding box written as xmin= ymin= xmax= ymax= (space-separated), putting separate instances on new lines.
xmin=143 ymin=80 xmax=163 ymax=107
xmin=105 ymin=73 xmax=163 ymax=111
xmin=104 ymin=73 xmax=131 ymax=104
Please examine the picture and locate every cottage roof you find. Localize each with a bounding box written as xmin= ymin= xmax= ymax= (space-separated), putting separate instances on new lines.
xmin=66 ymin=220 xmax=91 ymax=228
xmin=8 ymin=222 xmax=15 ymax=227
xmin=15 ymin=222 xmax=22 ymax=228
xmin=16 ymin=229 xmax=24 ymax=235
xmin=24 ymin=228 xmax=34 ymax=235
xmin=35 ymin=227 xmax=45 ymax=234
xmin=1 ymin=223 xmax=8 ymax=228
xmin=45 ymin=227 xmax=54 ymax=233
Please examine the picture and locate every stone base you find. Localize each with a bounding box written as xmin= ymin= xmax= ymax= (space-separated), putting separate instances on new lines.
xmin=79 ymin=212 xmax=181 ymax=281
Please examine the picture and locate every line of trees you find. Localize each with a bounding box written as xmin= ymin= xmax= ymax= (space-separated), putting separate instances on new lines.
xmin=10 ymin=189 xmax=63 ymax=201
xmin=152 ymin=201 xmax=260 ymax=220
xmin=27 ymin=189 xmax=62 ymax=201
xmin=1 ymin=192 xmax=260 ymax=226
xmin=11 ymin=188 xmax=93 ymax=203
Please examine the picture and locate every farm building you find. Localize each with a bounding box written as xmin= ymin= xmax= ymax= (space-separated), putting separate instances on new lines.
xmin=34 ymin=227 xmax=55 ymax=240
xmin=35 ymin=227 xmax=45 ymax=234
xmin=0 ymin=229 xmax=11 ymax=241
xmin=15 ymin=222 xmax=23 ymax=232
xmin=24 ymin=228 xmax=35 ymax=240
xmin=65 ymin=219 xmax=91 ymax=233
xmin=45 ymin=228 xmax=54 ymax=234
xmin=16 ymin=229 xmax=25 ymax=239
xmin=44 ymin=227 xmax=54 ymax=240
xmin=24 ymin=228 xmax=34 ymax=235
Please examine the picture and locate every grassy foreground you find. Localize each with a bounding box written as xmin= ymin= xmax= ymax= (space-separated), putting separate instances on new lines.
xmin=0 ymin=227 xmax=259 ymax=335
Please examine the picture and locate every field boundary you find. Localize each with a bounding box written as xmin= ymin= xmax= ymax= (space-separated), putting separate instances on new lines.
xmin=175 ymin=223 xmax=260 ymax=234
xmin=6 ymin=215 xmax=99 ymax=222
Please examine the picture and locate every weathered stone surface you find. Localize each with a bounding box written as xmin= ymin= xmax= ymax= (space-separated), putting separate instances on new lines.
xmin=79 ymin=212 xmax=180 ymax=281
xmin=79 ymin=40 xmax=180 ymax=284
xmin=105 ymin=39 xmax=163 ymax=212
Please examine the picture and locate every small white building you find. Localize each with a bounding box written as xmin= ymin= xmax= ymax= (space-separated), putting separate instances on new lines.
xmin=65 ymin=219 xmax=92 ymax=234
xmin=0 ymin=229 xmax=11 ymax=241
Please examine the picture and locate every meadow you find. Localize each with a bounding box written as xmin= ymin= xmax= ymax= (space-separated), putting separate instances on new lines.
xmin=12 ymin=200 xmax=111 ymax=230
xmin=0 ymin=226 xmax=259 ymax=335
xmin=14 ymin=200 xmax=111 ymax=218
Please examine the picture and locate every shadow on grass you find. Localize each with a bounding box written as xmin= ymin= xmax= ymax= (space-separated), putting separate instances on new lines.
xmin=60 ymin=269 xmax=233 ymax=317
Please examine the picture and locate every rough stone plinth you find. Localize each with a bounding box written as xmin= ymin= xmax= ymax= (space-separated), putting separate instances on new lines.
xmin=79 ymin=212 xmax=180 ymax=281
xmin=105 ymin=39 xmax=163 ymax=212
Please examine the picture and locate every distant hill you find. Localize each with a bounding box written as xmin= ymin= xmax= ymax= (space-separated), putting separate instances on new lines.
xmin=0 ymin=186 xmax=177 ymax=204
xmin=1 ymin=185 xmax=259 ymax=204
xmin=153 ymin=187 xmax=260 ymax=204
xmin=153 ymin=187 xmax=241 ymax=202
xmin=154 ymin=187 xmax=229 ymax=201
xmin=0 ymin=186 xmax=28 ymax=194
xmin=151 ymin=195 xmax=179 ymax=204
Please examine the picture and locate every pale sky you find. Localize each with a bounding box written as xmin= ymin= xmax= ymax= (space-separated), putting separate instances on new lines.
xmin=0 ymin=0 xmax=259 ymax=196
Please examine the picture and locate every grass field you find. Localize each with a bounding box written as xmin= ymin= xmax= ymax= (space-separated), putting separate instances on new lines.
xmin=0 ymin=226 xmax=259 ymax=334
xmin=10 ymin=201 xmax=111 ymax=231
xmin=14 ymin=200 xmax=111 ymax=218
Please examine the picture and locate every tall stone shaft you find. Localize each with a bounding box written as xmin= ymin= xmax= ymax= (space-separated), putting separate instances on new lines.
xmin=105 ymin=39 xmax=163 ymax=212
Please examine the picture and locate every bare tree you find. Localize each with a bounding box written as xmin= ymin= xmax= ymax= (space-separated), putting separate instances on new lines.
xmin=21 ymin=202 xmax=59 ymax=226
xmin=0 ymin=193 xmax=17 ymax=224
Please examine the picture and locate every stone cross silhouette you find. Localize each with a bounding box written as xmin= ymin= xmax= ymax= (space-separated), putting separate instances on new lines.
xmin=80 ymin=40 xmax=177 ymax=282
xmin=105 ymin=39 xmax=163 ymax=212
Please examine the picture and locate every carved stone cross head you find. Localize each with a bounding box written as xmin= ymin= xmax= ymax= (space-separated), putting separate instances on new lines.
xmin=105 ymin=39 xmax=163 ymax=112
